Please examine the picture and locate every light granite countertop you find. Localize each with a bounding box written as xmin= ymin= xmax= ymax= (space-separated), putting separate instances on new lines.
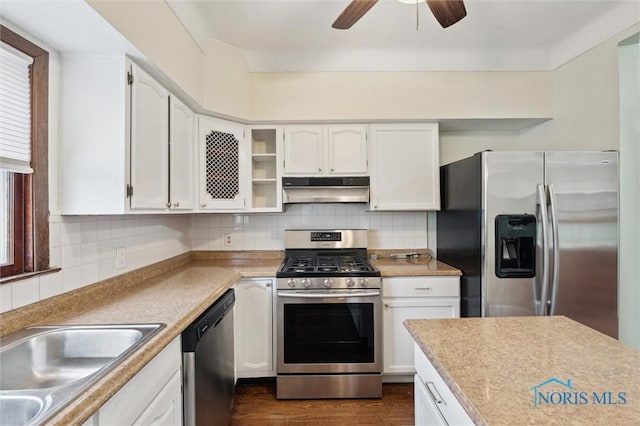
xmin=404 ymin=316 xmax=640 ymax=425
xmin=0 ymin=250 xmax=460 ymax=425
xmin=371 ymin=256 xmax=461 ymax=277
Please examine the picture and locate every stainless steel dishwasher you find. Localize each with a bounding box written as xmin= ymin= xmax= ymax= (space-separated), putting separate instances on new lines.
xmin=182 ymin=288 xmax=235 ymax=426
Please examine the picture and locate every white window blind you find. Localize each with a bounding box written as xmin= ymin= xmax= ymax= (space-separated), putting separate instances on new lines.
xmin=0 ymin=41 xmax=33 ymax=174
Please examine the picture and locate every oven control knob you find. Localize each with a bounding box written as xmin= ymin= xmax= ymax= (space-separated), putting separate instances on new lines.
xmin=323 ymin=278 xmax=333 ymax=288
xmin=287 ymin=278 xmax=297 ymax=288
xmin=359 ymin=279 xmax=369 ymax=288
xmin=301 ymin=278 xmax=311 ymax=288
xmin=346 ymin=279 xmax=355 ymax=288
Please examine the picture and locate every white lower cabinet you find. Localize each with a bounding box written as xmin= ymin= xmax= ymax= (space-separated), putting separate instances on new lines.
xmin=97 ymin=337 xmax=182 ymax=425
xmin=414 ymin=344 xmax=473 ymax=426
xmin=382 ymin=276 xmax=459 ymax=377
xmin=234 ymin=278 xmax=275 ymax=378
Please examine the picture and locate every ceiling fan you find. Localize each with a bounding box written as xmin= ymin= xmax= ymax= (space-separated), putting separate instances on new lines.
xmin=332 ymin=0 xmax=467 ymax=29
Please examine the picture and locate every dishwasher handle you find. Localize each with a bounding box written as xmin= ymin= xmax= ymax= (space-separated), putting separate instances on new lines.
xmin=182 ymin=288 xmax=235 ymax=352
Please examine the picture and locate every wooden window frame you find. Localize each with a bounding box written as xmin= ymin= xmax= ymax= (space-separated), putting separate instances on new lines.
xmin=0 ymin=25 xmax=49 ymax=278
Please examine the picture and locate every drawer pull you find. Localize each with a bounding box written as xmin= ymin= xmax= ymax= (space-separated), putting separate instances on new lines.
xmin=415 ymin=287 xmax=433 ymax=291
xmin=426 ymin=381 xmax=445 ymax=405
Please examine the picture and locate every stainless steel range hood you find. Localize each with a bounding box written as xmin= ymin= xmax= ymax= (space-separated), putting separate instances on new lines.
xmin=282 ymin=177 xmax=370 ymax=204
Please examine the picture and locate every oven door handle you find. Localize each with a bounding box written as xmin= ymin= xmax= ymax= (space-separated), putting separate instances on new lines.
xmin=277 ymin=291 xmax=380 ymax=298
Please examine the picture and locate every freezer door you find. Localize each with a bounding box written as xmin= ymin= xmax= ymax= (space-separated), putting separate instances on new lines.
xmin=544 ymin=151 xmax=618 ymax=338
xmin=483 ymin=152 xmax=544 ymax=317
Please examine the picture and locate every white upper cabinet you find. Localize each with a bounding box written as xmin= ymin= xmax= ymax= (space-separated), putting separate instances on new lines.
xmin=198 ymin=116 xmax=247 ymax=211
xmin=129 ymin=64 xmax=170 ymax=210
xmin=369 ymin=123 xmax=440 ymax=211
xmin=283 ymin=126 xmax=324 ymax=175
xmin=283 ymin=125 xmax=368 ymax=176
xmin=327 ymin=125 xmax=368 ymax=175
xmin=169 ymin=96 xmax=195 ymax=210
xmin=60 ymin=56 xmax=195 ymax=214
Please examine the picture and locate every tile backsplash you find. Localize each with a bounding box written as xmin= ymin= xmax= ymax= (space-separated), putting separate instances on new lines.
xmin=0 ymin=215 xmax=191 ymax=314
xmin=1 ymin=205 xmax=430 ymax=314
xmin=190 ymin=204 xmax=429 ymax=251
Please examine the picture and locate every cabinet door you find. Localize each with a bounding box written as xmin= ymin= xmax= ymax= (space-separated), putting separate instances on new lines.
xmin=134 ymin=371 xmax=182 ymax=426
xmin=415 ymin=374 xmax=448 ymax=426
xmin=327 ymin=125 xmax=368 ymax=175
xmin=235 ymin=278 xmax=274 ymax=378
xmin=99 ymin=338 xmax=181 ymax=425
xmin=283 ymin=126 xmax=324 ymax=175
xmin=169 ymin=96 xmax=195 ymax=211
xmin=198 ymin=116 xmax=246 ymax=210
xmin=370 ymin=123 xmax=440 ymax=210
xmin=130 ymin=63 xmax=170 ymax=210
xmin=383 ymin=298 xmax=458 ymax=375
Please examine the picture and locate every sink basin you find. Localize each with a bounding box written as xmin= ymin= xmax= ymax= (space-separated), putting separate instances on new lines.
xmin=0 ymin=324 xmax=164 ymax=425
xmin=1 ymin=327 xmax=150 ymax=390
xmin=0 ymin=395 xmax=46 ymax=426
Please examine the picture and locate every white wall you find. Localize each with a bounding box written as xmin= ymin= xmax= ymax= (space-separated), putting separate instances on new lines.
xmin=202 ymin=38 xmax=251 ymax=119
xmin=440 ymin=131 xmax=521 ymax=165
xmin=617 ymin=33 xmax=640 ymax=349
xmin=87 ymin=0 xmax=205 ymax=106
xmin=519 ymin=23 xmax=640 ymax=151
xmin=191 ymin=204 xmax=428 ymax=252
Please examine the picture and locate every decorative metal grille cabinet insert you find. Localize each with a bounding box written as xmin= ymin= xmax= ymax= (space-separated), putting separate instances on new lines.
xmin=205 ymin=130 xmax=240 ymax=200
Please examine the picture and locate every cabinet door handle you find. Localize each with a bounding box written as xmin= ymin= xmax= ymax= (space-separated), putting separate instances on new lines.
xmin=318 ymin=168 xmax=322 ymax=172
xmin=425 ymin=381 xmax=445 ymax=405
xmin=200 ymin=203 xmax=207 ymax=208
xmin=166 ymin=202 xmax=171 ymax=208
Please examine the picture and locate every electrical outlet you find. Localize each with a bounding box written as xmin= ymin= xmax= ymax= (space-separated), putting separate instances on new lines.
xmin=115 ymin=247 xmax=126 ymax=269
xmin=224 ymin=234 xmax=233 ymax=247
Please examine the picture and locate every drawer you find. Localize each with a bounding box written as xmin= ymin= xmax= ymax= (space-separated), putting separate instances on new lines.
xmin=414 ymin=344 xmax=473 ymax=426
xmin=382 ymin=276 xmax=459 ymax=298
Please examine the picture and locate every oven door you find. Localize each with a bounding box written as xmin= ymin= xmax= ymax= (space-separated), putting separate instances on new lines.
xmin=277 ymin=289 xmax=381 ymax=374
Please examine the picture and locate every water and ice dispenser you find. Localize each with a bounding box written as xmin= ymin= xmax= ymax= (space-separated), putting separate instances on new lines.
xmin=495 ymin=214 xmax=536 ymax=278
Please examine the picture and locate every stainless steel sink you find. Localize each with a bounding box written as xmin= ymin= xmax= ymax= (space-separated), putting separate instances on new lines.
xmin=0 ymin=324 xmax=164 ymax=425
xmin=0 ymin=394 xmax=46 ymax=426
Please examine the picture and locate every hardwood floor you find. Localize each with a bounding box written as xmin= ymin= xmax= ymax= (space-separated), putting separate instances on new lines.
xmin=231 ymin=380 xmax=414 ymax=425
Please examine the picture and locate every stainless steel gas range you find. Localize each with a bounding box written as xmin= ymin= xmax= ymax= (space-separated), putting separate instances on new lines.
xmin=275 ymin=229 xmax=382 ymax=399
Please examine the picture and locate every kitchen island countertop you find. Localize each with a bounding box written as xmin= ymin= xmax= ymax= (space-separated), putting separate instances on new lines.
xmin=404 ymin=316 xmax=640 ymax=425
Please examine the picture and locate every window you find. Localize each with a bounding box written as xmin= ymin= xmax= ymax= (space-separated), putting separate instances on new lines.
xmin=0 ymin=25 xmax=49 ymax=279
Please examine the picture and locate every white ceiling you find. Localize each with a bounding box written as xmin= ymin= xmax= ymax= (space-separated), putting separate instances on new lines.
xmin=167 ymin=0 xmax=640 ymax=72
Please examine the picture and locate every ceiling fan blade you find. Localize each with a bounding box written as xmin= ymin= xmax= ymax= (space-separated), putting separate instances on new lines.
xmin=426 ymin=0 xmax=467 ymax=28
xmin=332 ymin=0 xmax=379 ymax=30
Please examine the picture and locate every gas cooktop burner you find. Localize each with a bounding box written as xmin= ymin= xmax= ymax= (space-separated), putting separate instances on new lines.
xmin=277 ymin=253 xmax=379 ymax=277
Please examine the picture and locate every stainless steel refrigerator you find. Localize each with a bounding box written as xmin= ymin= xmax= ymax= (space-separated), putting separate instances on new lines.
xmin=437 ymin=151 xmax=618 ymax=338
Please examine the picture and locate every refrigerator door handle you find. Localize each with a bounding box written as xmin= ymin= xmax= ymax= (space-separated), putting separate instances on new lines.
xmin=547 ymin=184 xmax=560 ymax=315
xmin=536 ymin=184 xmax=550 ymax=316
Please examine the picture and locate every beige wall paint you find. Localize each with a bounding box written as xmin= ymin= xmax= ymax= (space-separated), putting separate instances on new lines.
xmin=87 ymin=0 xmax=204 ymax=105
xmin=202 ymin=38 xmax=251 ymax=119
xmin=440 ymin=131 xmax=521 ymax=165
xmin=519 ymin=23 xmax=640 ymax=151
xmin=249 ymin=71 xmax=552 ymax=122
